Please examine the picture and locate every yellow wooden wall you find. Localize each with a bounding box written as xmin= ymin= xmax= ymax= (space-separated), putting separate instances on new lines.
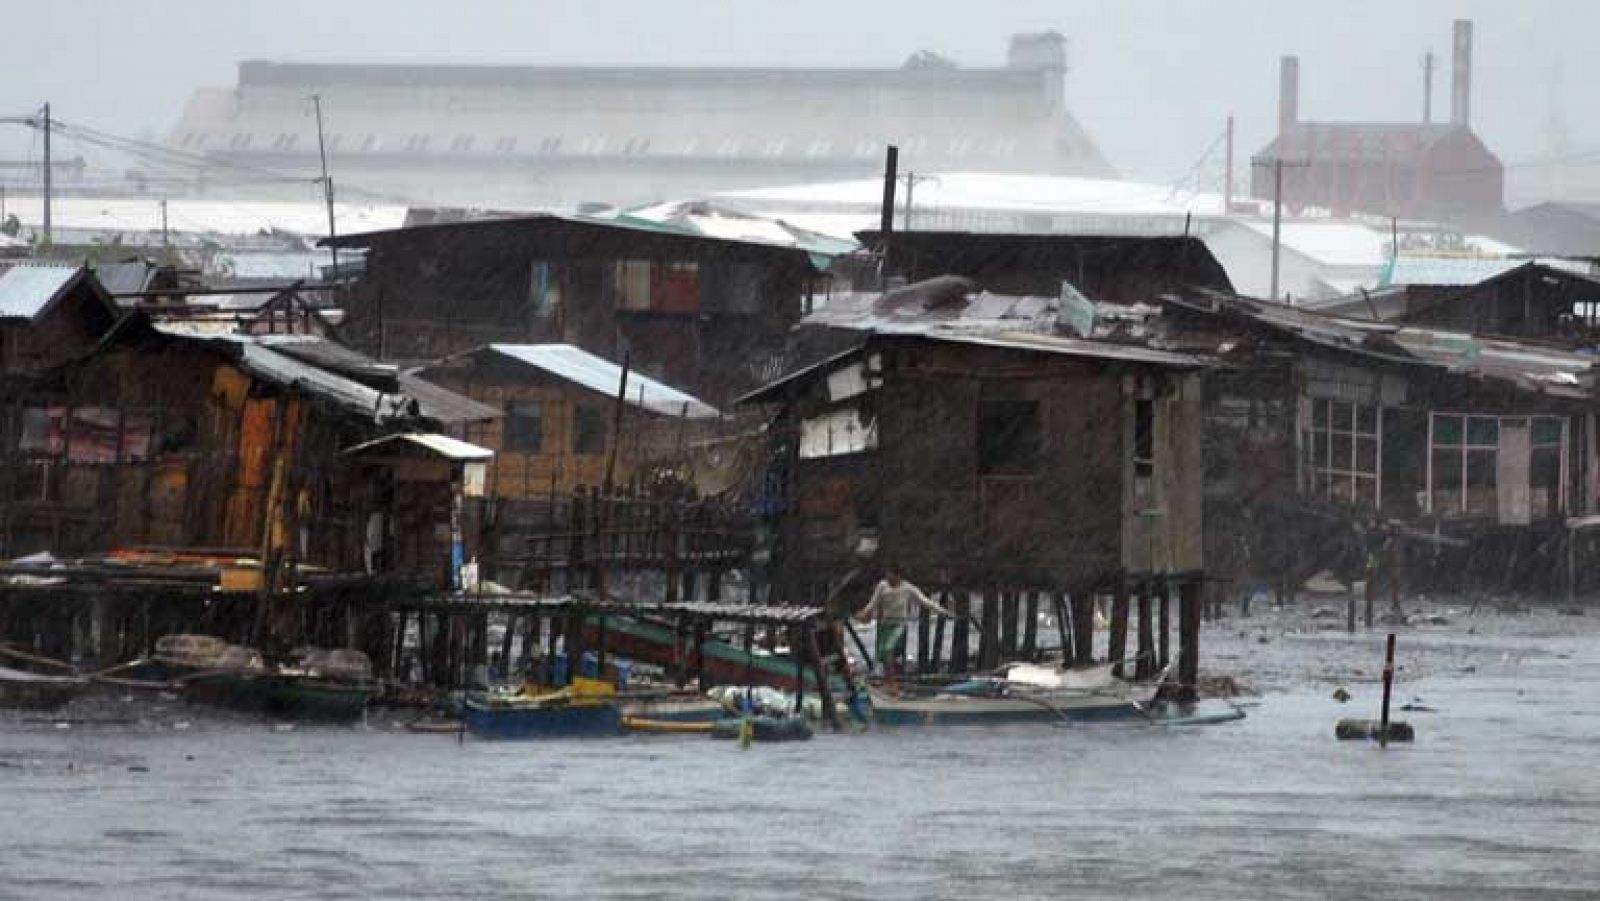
xmin=456 ymin=382 xmax=655 ymax=499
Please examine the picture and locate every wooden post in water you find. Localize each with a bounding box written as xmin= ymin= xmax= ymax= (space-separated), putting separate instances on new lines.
xmin=1071 ymin=592 xmax=1094 ymax=666
xmin=1380 ymin=632 xmax=1396 ymax=748
xmin=999 ymin=592 xmax=1018 ymax=660
xmin=806 ymin=625 xmax=841 ymax=731
xmin=979 ymin=588 xmax=1000 ymax=670
xmin=1052 ymin=593 xmax=1071 ymax=662
xmin=790 ymin=625 xmax=805 ymax=714
xmin=1109 ymin=578 xmax=1130 ymax=678
xmin=950 ymin=592 xmax=970 ymax=673
xmin=1157 ymin=579 xmax=1171 ymax=670
xmin=1178 ymin=578 xmax=1202 ymax=700
xmin=1021 ymin=592 xmax=1039 ymax=659
xmin=1135 ymin=580 xmax=1155 ymax=679
xmin=915 ymin=605 xmax=931 ymax=674
xmin=930 ymin=606 xmax=947 ymax=672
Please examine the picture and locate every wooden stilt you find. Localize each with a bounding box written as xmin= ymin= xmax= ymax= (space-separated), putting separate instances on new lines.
xmin=1109 ymin=578 xmax=1130 ymax=678
xmin=1136 ymin=580 xmax=1155 ymax=679
xmin=915 ymin=605 xmax=931 ymax=674
xmin=950 ymin=591 xmax=970 ymax=673
xmin=999 ymin=591 xmax=1018 ymax=659
xmin=930 ymin=607 xmax=947 ymax=672
xmin=1052 ymin=593 xmax=1071 ymax=662
xmin=978 ymin=588 xmax=1000 ymax=670
xmin=1071 ymin=592 xmax=1094 ymax=666
xmin=1021 ymin=592 xmax=1039 ymax=659
xmin=1157 ymin=579 xmax=1171 ymax=670
xmin=1178 ymin=577 xmax=1202 ymax=700
xmin=805 ymin=626 xmax=840 ymax=731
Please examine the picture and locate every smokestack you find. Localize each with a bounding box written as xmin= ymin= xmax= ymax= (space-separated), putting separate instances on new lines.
xmin=1451 ymin=19 xmax=1472 ymax=126
xmin=1278 ymin=56 xmax=1300 ymax=137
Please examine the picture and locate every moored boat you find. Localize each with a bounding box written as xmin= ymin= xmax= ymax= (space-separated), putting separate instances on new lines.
xmin=180 ymin=646 xmax=373 ymax=722
xmin=463 ymin=678 xmax=622 ymax=739
xmin=869 ymin=666 xmax=1163 ymax=727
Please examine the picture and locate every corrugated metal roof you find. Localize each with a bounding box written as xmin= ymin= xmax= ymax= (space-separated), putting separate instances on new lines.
xmin=1381 ymin=256 xmax=1594 ymax=288
xmin=738 ymin=327 xmax=1200 ymax=406
xmin=485 ymin=344 xmax=719 ymax=419
xmin=1174 ymin=292 xmax=1597 ymax=399
xmin=0 ymin=263 xmax=81 ymax=320
xmin=343 ymin=433 xmax=494 ymax=461
xmin=926 ymin=330 xmax=1203 ymax=367
xmin=397 ymin=372 xmax=502 ymax=424
xmin=228 ymin=338 xmax=397 ymax=417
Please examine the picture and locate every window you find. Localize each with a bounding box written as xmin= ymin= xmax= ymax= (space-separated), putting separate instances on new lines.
xmin=611 ymin=260 xmax=699 ymax=314
xmin=613 ymin=260 xmax=653 ymax=310
xmin=573 ymin=404 xmax=607 ymax=455
xmin=1133 ymin=399 xmax=1155 ymax=478
xmin=450 ymin=135 xmax=475 ymax=152
xmin=229 ymin=132 xmax=253 ymax=150
xmin=405 ymin=134 xmax=430 ymax=153
xmin=505 ymin=399 xmax=543 ymax=452
xmin=271 ymin=133 xmax=298 ymax=151
xmin=495 ymin=136 xmax=518 ymax=153
xmin=361 ymin=134 xmax=379 ymax=152
xmin=977 ymin=400 xmax=1041 ymax=476
xmin=15 ymin=406 xmax=153 ymax=463
xmin=1429 ymin=413 xmax=1568 ymax=521
xmin=1300 ymin=398 xmax=1380 ymax=509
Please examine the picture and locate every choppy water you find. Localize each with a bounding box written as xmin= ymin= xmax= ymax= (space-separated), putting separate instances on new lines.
xmin=3 ymin=623 xmax=1599 ymax=901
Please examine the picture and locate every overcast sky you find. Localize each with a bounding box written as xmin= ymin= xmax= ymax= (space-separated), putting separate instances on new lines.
xmin=0 ymin=0 xmax=1593 ymax=193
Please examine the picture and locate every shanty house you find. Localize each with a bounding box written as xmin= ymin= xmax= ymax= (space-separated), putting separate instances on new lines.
xmin=1305 ymin=259 xmax=1600 ymax=347
xmin=0 ymin=263 xmax=122 ymax=375
xmin=0 ymin=316 xmax=497 ymax=590
xmin=325 ymin=213 xmax=834 ymax=404
xmin=414 ymin=343 xmax=719 ymax=500
xmin=1163 ymin=292 xmax=1599 ymax=596
xmin=744 ymin=329 xmax=1204 ymax=600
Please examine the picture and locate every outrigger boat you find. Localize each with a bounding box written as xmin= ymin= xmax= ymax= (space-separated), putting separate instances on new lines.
xmin=868 ymin=662 xmax=1165 ymax=727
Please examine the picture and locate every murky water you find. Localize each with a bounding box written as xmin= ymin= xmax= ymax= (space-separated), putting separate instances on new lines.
xmin=3 ymin=615 xmax=1599 ymax=901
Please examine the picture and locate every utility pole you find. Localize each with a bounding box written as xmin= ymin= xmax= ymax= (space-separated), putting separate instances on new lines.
xmin=311 ymin=94 xmax=339 ymax=283
xmin=40 ymin=102 xmax=51 ymax=246
xmin=1422 ymin=51 xmax=1436 ymax=123
xmin=159 ymin=198 xmax=169 ymax=250
xmin=901 ymin=171 xmax=937 ymax=232
xmin=1224 ymin=115 xmax=1235 ymax=214
xmin=1257 ymin=156 xmax=1308 ymax=304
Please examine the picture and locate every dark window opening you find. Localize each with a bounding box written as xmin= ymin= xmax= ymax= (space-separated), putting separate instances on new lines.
xmin=505 ymin=399 xmax=543 ymax=452
xmin=1134 ymin=398 xmax=1155 ymax=478
xmin=573 ymin=404 xmax=607 ymax=456
xmin=977 ymin=400 xmax=1041 ymax=475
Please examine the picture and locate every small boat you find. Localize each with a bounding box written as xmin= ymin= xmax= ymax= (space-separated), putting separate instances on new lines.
xmin=0 ymin=664 xmax=89 ymax=710
xmin=181 ymin=647 xmax=373 ymax=722
xmin=462 ymin=678 xmax=622 ymax=739
xmin=709 ymin=715 xmax=813 ymax=742
xmin=869 ymin=665 xmax=1164 ymax=727
xmin=621 ymin=716 xmax=715 ymax=735
xmin=620 ymin=694 xmax=729 ymax=724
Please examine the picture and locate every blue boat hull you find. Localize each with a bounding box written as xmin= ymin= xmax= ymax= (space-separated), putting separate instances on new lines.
xmin=462 ymin=699 xmax=622 ymax=739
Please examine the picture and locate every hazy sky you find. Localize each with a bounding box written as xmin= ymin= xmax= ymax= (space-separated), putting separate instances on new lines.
xmin=0 ymin=0 xmax=1594 ymax=193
